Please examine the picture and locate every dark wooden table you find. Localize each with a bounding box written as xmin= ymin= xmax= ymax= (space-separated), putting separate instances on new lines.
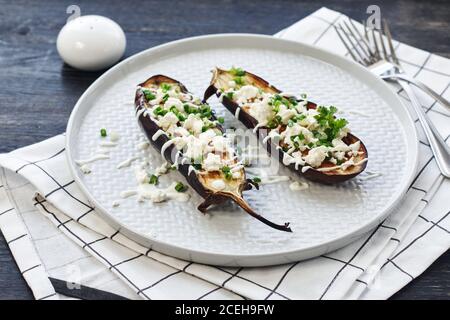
xmin=0 ymin=0 xmax=449 ymax=300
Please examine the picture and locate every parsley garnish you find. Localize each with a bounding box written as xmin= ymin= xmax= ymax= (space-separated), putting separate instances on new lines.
xmin=313 ymin=106 xmax=348 ymax=145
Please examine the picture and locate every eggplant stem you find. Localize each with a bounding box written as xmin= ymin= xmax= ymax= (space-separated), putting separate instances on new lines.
xmin=229 ymin=194 xmax=292 ymax=233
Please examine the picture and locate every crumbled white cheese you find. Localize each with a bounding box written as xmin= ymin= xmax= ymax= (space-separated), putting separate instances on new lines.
xmin=247 ymin=97 xmax=274 ymax=124
xmin=164 ymin=97 xmax=184 ymax=112
xmin=234 ymin=85 xmax=260 ymax=104
xmin=304 ymin=146 xmax=328 ymax=167
xmin=159 ymin=111 xmax=179 ymax=130
xmin=203 ymin=153 xmax=222 ymax=171
xmin=80 ymin=164 xmax=91 ymax=174
xmin=183 ymin=136 xmax=204 ymax=160
xmin=199 ymin=129 xmax=217 ymax=144
xmin=183 ymin=114 xmax=204 ymax=135
xmin=277 ymin=105 xmax=296 ymax=124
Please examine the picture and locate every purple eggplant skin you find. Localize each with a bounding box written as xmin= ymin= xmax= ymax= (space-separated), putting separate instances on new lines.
xmin=135 ymin=75 xmax=292 ymax=232
xmin=203 ymin=68 xmax=368 ymax=184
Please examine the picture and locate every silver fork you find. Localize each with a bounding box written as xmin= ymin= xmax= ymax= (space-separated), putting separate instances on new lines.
xmin=335 ymin=19 xmax=450 ymax=178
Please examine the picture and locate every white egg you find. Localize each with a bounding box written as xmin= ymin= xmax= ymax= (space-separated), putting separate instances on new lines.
xmin=57 ymin=15 xmax=126 ymax=71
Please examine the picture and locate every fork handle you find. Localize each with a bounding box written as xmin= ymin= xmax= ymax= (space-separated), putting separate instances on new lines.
xmin=383 ymin=74 xmax=450 ymax=112
xmin=399 ymin=80 xmax=450 ymax=178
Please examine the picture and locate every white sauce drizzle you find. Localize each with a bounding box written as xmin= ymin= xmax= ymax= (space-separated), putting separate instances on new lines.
xmin=260 ymin=175 xmax=290 ymax=185
xmin=136 ymin=108 xmax=146 ymax=118
xmin=120 ymin=190 xmax=138 ymax=198
xmin=173 ymin=152 xmax=180 ymax=169
xmin=252 ymin=122 xmax=265 ymax=133
xmin=188 ymin=165 xmax=196 ymax=176
xmin=75 ymin=154 xmax=109 ymax=166
xmin=289 ymin=181 xmax=309 ymax=191
xmin=359 ymin=171 xmax=382 ymax=181
xmin=117 ymin=156 xmax=138 ymax=169
xmin=152 ymin=129 xmax=167 ymax=141
xmin=340 ymin=110 xmax=370 ymax=117
xmin=316 ymin=158 xmax=368 ymax=172
xmin=301 ymin=166 xmax=312 ymax=173
xmin=122 ymin=183 xmax=189 ymax=203
xmin=235 ymin=107 xmax=241 ymax=119
xmin=96 ymin=148 xmax=110 ymax=155
xmin=160 ymin=139 xmax=177 ymax=157
xmin=99 ymin=141 xmax=118 ymax=147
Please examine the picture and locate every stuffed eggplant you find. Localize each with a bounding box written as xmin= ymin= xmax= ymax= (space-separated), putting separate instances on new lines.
xmin=204 ymin=67 xmax=368 ymax=184
xmin=135 ymin=75 xmax=291 ymax=232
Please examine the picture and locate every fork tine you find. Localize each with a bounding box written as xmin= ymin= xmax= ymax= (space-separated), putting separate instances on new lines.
xmin=334 ymin=25 xmax=362 ymax=64
xmin=383 ymin=19 xmax=400 ymax=65
xmin=363 ymin=20 xmax=369 ymax=40
xmin=336 ymin=23 xmax=370 ymax=65
xmin=342 ymin=20 xmax=372 ymax=63
xmin=347 ymin=19 xmax=375 ymax=58
xmin=378 ymin=24 xmax=389 ymax=60
xmin=371 ymin=28 xmax=381 ymax=59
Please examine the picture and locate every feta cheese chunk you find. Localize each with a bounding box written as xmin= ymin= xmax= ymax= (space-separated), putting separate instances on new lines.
xmin=159 ymin=112 xmax=179 ymax=130
xmin=304 ymin=146 xmax=328 ymax=167
xmin=203 ymin=153 xmax=222 ymax=171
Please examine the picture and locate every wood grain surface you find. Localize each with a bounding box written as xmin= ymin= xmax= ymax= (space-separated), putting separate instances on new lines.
xmin=0 ymin=0 xmax=448 ymax=300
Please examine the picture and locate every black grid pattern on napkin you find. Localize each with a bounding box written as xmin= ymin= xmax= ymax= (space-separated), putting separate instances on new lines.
xmin=2 ymin=9 xmax=449 ymax=300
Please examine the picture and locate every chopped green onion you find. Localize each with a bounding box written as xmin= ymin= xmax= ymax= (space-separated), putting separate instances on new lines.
xmin=234 ymin=76 xmax=245 ymax=86
xmin=221 ymin=166 xmax=232 ymax=180
xmin=225 ymin=92 xmax=234 ymax=100
xmin=149 ymin=174 xmax=158 ymax=185
xmin=161 ymin=83 xmax=172 ymax=92
xmin=174 ymin=182 xmax=187 ymax=192
xmin=230 ymin=67 xmax=245 ymax=76
xmin=252 ymin=177 xmax=261 ymax=184
xmin=100 ymin=128 xmax=107 ymax=137
xmin=153 ymin=106 xmax=167 ymax=116
xmin=142 ymin=89 xmax=156 ymax=101
xmin=217 ymin=117 xmax=225 ymax=124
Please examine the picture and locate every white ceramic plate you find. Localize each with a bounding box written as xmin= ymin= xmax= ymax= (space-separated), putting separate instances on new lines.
xmin=66 ymin=34 xmax=418 ymax=267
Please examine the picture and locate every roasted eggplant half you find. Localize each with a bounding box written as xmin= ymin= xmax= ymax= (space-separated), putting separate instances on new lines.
xmin=135 ymin=75 xmax=291 ymax=232
xmin=204 ymin=67 xmax=368 ymax=184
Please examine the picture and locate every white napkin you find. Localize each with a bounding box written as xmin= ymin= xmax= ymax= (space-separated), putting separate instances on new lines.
xmin=0 ymin=7 xmax=449 ymax=300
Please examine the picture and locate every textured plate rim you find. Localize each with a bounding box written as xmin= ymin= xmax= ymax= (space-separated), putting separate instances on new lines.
xmin=66 ymin=33 xmax=419 ymax=266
